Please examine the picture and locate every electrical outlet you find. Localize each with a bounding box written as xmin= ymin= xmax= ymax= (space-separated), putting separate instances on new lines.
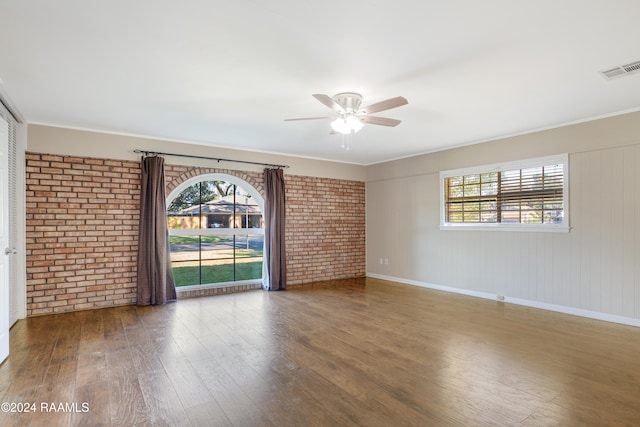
xmin=379 ymin=258 xmax=383 ymax=265
xmin=384 ymin=258 xmax=389 ymax=265
xmin=497 ymin=295 xmax=505 ymax=301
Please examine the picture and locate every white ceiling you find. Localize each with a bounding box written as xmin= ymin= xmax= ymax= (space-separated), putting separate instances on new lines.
xmin=1 ymin=0 xmax=640 ymax=165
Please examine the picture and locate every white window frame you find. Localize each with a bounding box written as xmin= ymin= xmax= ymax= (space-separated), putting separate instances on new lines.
xmin=166 ymin=173 xmax=265 ymax=289
xmin=439 ymin=154 xmax=570 ymax=233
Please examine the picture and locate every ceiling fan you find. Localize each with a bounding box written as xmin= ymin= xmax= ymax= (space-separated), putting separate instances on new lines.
xmin=285 ymin=92 xmax=408 ymax=135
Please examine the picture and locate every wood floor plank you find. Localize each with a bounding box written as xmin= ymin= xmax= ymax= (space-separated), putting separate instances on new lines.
xmin=76 ymin=351 xmax=108 ymax=388
xmin=123 ymin=325 xmax=166 ymax=374
xmin=215 ymin=350 xmax=335 ymax=426
xmin=105 ymin=350 xmax=152 ymax=426
xmin=3 ymin=277 xmax=640 ymax=426
xmin=34 ymin=360 xmax=78 ymax=427
xmin=78 ymin=310 xmax=105 ymax=354
xmin=0 ymin=385 xmax=41 ymax=427
xmin=550 ymin=375 xmax=640 ymax=425
xmin=286 ymin=322 xmax=452 ymax=425
xmin=102 ymin=307 xmax=128 ymax=354
xmin=71 ymin=379 xmax=110 ymax=427
xmin=137 ymin=368 xmax=192 ymax=427
xmin=184 ymin=400 xmax=233 ymax=427
xmin=190 ymin=357 xmax=276 ymax=427
xmin=159 ymin=350 xmax=216 ymax=410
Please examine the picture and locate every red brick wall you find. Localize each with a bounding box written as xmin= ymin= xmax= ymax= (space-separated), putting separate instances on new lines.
xmin=164 ymin=165 xmax=366 ymax=285
xmin=25 ymin=153 xmax=140 ymax=316
xmin=285 ymin=176 xmax=366 ymax=284
xmin=164 ymin=165 xmax=263 ymax=197
xmin=25 ymin=153 xmax=366 ymax=316
xmin=165 ymin=165 xmax=366 ymax=285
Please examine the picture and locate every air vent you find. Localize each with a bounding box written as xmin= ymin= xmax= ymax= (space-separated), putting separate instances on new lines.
xmin=623 ymin=60 xmax=640 ymax=73
xmin=600 ymin=60 xmax=640 ymax=80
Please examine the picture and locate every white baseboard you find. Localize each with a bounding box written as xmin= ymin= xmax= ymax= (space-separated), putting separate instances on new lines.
xmin=366 ymin=272 xmax=640 ymax=328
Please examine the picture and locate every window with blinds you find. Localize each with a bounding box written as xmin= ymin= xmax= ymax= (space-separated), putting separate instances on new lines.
xmin=440 ymin=155 xmax=569 ymax=232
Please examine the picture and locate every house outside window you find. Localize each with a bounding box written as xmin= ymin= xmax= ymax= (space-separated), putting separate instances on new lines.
xmin=440 ymin=154 xmax=569 ymax=232
xmin=166 ymin=174 xmax=264 ymax=288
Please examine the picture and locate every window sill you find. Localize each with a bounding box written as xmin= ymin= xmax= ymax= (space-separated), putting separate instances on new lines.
xmin=176 ymin=281 xmax=262 ymax=299
xmin=440 ymin=223 xmax=571 ymax=233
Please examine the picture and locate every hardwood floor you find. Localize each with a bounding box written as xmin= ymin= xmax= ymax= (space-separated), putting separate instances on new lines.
xmin=2 ymin=277 xmax=640 ymax=426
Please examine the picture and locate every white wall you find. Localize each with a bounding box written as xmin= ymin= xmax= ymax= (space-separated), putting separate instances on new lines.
xmin=367 ymin=111 xmax=640 ymax=325
xmin=27 ymin=124 xmax=367 ymax=182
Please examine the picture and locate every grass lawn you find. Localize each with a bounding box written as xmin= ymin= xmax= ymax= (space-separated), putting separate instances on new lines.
xmin=172 ymin=261 xmax=263 ymax=286
xmin=169 ymin=235 xmax=230 ymax=244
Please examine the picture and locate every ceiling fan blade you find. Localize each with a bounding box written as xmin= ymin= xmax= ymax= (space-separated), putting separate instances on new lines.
xmin=360 ymin=96 xmax=408 ymax=114
xmin=312 ymin=94 xmax=344 ymax=112
xmin=284 ymin=116 xmax=332 ymax=121
xmin=360 ymin=115 xmax=402 ymax=127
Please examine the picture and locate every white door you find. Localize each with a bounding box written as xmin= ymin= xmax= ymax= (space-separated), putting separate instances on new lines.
xmin=0 ymin=116 xmax=9 ymax=363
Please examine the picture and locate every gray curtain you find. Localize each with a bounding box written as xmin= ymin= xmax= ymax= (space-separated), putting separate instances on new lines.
xmin=137 ymin=156 xmax=176 ymax=305
xmin=263 ymin=168 xmax=286 ymax=291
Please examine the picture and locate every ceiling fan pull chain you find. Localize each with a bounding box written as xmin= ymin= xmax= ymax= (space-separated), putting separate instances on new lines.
xmin=342 ymin=134 xmax=350 ymax=151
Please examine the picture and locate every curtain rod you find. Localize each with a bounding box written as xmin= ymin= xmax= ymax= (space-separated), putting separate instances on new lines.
xmin=133 ymin=149 xmax=289 ymax=169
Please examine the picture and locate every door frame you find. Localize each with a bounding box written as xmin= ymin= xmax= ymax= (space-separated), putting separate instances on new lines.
xmin=0 ymin=87 xmax=27 ymax=325
xmin=1 ymin=115 xmax=9 ymax=362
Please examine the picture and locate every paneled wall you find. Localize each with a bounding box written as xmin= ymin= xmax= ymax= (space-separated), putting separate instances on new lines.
xmin=367 ymin=112 xmax=640 ymax=323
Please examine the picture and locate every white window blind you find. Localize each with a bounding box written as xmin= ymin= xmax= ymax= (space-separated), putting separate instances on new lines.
xmin=440 ymin=154 xmax=569 ymax=232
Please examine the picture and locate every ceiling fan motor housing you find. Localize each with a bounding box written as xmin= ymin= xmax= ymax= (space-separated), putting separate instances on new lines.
xmin=332 ymin=92 xmax=363 ymax=113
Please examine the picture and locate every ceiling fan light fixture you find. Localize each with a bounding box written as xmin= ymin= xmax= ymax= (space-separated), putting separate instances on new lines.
xmin=285 ymin=92 xmax=407 ymax=143
xmin=330 ymin=114 xmax=364 ymax=135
